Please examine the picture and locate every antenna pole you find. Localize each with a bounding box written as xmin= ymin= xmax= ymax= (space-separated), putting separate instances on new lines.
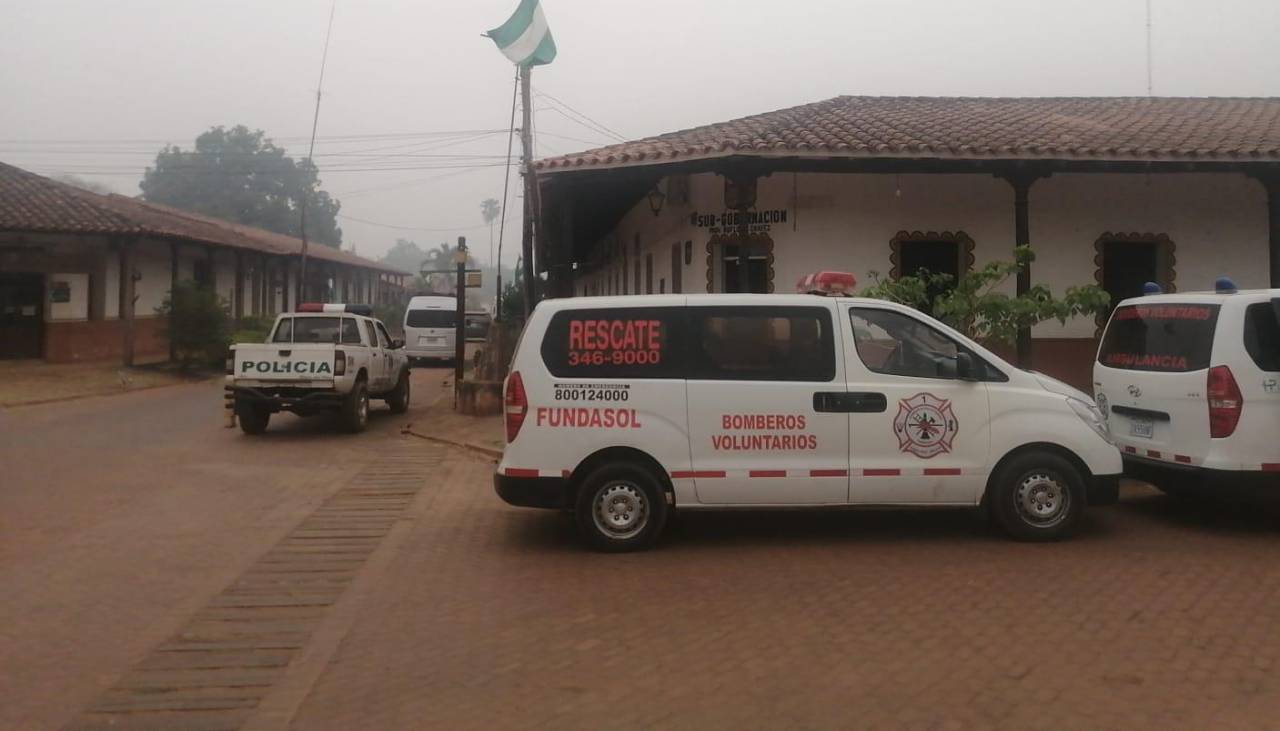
xmin=1145 ymin=0 xmax=1153 ymax=96
xmin=298 ymin=1 xmax=336 ymax=308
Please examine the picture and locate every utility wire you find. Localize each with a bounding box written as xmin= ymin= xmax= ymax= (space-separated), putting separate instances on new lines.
xmin=532 ymin=88 xmax=628 ymax=142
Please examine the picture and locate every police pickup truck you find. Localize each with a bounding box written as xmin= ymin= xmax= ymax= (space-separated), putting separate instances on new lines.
xmin=225 ymin=304 xmax=411 ymax=434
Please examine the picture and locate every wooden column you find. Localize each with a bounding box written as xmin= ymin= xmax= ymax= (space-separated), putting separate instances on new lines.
xmin=261 ymin=257 xmax=271 ymax=315
xmin=1254 ymin=173 xmax=1280 ymax=287
xmin=118 ymin=238 xmax=137 ymax=367
xmin=205 ymin=245 xmax=217 ymax=293
xmin=233 ymin=250 xmax=245 ymax=321
xmin=998 ymin=170 xmax=1049 ymax=368
xmin=169 ymin=241 xmax=179 ymax=362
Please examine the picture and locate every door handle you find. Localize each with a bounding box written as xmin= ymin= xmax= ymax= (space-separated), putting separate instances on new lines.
xmin=813 ymin=392 xmax=887 ymax=413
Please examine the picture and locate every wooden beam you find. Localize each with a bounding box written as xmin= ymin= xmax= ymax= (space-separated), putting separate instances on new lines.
xmin=996 ymin=170 xmax=1050 ymax=368
xmin=118 ymin=238 xmax=137 ymax=367
xmin=233 ymin=249 xmax=244 ymax=321
xmin=169 ymin=241 xmax=179 ymax=362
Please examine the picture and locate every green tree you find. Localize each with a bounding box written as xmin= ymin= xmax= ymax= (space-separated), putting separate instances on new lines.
xmin=156 ymin=280 xmax=231 ymax=370
xmin=859 ymin=246 xmax=1111 ymax=345
xmin=140 ymin=125 xmax=342 ymax=247
xmin=379 ymin=238 xmax=429 ymax=274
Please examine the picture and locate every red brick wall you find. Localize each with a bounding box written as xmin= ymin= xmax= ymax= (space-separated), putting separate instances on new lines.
xmin=43 ymin=317 xmax=170 ymax=363
xmin=987 ymin=338 xmax=1099 ymax=393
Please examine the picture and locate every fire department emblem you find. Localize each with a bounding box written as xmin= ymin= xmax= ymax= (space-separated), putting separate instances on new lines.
xmin=894 ymin=392 xmax=958 ymax=459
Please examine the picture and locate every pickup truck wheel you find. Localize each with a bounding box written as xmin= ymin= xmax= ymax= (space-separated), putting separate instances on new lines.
xmin=386 ymin=370 xmax=410 ymax=414
xmin=236 ymin=401 xmax=270 ymax=435
xmin=342 ymin=381 xmax=370 ymax=433
xmin=989 ymin=451 xmax=1085 ymax=541
xmin=574 ymin=462 xmax=668 ymax=553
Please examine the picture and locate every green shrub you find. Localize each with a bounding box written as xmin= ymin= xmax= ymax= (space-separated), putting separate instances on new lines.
xmin=231 ymin=315 xmax=273 ymax=344
xmin=156 ymin=280 xmax=232 ymax=370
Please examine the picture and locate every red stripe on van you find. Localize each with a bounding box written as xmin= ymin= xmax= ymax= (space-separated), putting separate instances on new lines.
xmin=1263 ymin=464 xmax=1280 ymax=472
xmin=809 ymin=469 xmax=848 ymax=477
xmin=1147 ymin=450 xmax=1163 ymax=459
xmin=561 ymin=469 xmax=572 ymax=478
xmin=670 ymin=470 xmax=726 ymax=479
xmin=1123 ymin=446 xmax=1137 ymax=454
xmin=1175 ymin=455 xmax=1192 ymax=464
xmin=504 ymin=468 xmax=539 ymax=478
xmin=862 ymin=468 xmax=901 ymax=477
xmin=924 ymin=468 xmax=963 ymax=476
xmin=748 ymin=470 xmax=787 ymax=478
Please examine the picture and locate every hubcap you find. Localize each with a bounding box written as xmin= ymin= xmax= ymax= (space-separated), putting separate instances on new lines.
xmin=592 ymin=481 xmax=648 ymax=540
xmin=1015 ymin=471 xmax=1070 ymax=527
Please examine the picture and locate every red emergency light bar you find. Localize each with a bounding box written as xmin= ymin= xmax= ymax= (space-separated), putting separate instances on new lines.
xmin=797 ymin=271 xmax=857 ymax=296
xmin=296 ymin=303 xmax=374 ymax=316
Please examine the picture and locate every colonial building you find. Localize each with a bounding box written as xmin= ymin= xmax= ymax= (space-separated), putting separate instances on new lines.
xmin=0 ymin=162 xmax=410 ymax=363
xmin=532 ymin=96 xmax=1280 ymax=388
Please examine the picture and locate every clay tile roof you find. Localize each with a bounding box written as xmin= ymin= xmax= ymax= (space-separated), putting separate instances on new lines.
xmin=0 ymin=161 xmax=408 ymax=274
xmin=535 ymin=96 xmax=1280 ymax=172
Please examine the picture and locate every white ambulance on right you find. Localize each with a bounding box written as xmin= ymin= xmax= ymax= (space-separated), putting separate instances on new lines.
xmin=1094 ymin=280 xmax=1280 ymax=496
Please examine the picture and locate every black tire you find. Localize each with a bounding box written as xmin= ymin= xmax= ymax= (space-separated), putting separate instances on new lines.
xmin=386 ymin=370 xmax=410 ymax=414
xmin=988 ymin=451 xmax=1086 ymax=541
xmin=236 ymin=401 xmax=270 ymax=435
xmin=342 ymin=380 xmax=370 ymax=434
xmin=574 ymin=462 xmax=668 ymax=552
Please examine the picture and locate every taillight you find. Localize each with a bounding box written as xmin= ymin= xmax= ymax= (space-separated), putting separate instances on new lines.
xmin=225 ymin=348 xmax=235 ymax=375
xmin=334 ymin=350 xmax=346 ymax=377
xmin=505 ymin=370 xmax=528 ymax=443
xmin=1207 ymin=365 xmax=1243 ymax=438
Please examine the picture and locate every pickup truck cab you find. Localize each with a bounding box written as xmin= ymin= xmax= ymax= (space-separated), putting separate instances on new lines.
xmin=496 ymin=272 xmax=1123 ymax=551
xmin=1094 ymin=280 xmax=1280 ymax=496
xmin=225 ymin=304 xmax=411 ymax=434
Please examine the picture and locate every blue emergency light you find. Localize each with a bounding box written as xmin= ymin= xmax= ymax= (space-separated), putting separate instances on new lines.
xmin=1214 ymin=277 xmax=1238 ymax=294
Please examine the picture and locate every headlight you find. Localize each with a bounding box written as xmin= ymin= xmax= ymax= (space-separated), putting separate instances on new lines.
xmin=1067 ymin=397 xmax=1111 ymax=443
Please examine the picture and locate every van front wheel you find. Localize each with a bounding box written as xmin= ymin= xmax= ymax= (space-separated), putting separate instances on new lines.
xmin=574 ymin=463 xmax=668 ymax=552
xmin=989 ymin=451 xmax=1085 ymax=541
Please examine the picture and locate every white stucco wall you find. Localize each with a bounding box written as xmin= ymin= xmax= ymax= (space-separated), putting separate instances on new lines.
xmin=573 ymin=170 xmax=1270 ymax=340
xmin=46 ymin=273 xmax=89 ymax=320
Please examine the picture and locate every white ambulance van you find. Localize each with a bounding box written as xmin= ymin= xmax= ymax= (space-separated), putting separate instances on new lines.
xmin=403 ymin=295 xmax=457 ymax=365
xmin=495 ymin=272 xmax=1123 ymax=551
xmin=1094 ymin=280 xmax=1280 ymax=497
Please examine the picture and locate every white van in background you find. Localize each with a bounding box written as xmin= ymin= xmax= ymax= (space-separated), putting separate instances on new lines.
xmin=403 ymin=295 xmax=457 ymax=365
xmin=1094 ymin=281 xmax=1280 ymax=497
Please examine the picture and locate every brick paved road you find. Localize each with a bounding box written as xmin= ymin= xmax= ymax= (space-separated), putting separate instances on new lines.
xmin=286 ymin=469 xmax=1280 ymax=731
xmin=8 ymin=370 xmax=1280 ymax=731
xmin=0 ymin=368 xmax=450 ymax=731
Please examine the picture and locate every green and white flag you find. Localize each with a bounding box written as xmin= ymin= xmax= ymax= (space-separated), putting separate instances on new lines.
xmin=485 ymin=0 xmax=557 ymax=67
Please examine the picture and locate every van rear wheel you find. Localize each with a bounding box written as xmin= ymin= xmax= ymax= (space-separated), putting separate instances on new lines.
xmin=989 ymin=451 xmax=1085 ymax=541
xmin=574 ymin=463 xmax=668 ymax=552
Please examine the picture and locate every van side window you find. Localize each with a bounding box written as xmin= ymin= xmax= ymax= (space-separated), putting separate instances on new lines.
xmin=1244 ymin=302 xmax=1280 ymax=372
xmin=687 ymin=306 xmax=835 ymax=382
xmin=849 ymin=307 xmax=992 ymax=380
xmin=541 ymin=308 xmax=684 ymax=379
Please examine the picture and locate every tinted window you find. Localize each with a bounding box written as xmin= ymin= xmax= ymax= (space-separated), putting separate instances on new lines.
xmin=687 ymin=306 xmax=835 ymax=382
xmin=849 ymin=307 xmax=999 ymax=380
xmin=375 ymin=322 xmax=392 ymax=348
xmin=1244 ymin=301 xmax=1280 ymax=372
xmin=363 ymin=320 xmax=378 ymax=348
xmin=406 ymin=309 xmax=455 ymax=328
xmin=1098 ymin=303 xmax=1221 ymax=372
xmin=272 ymin=317 xmax=362 ymax=344
xmin=541 ymin=308 xmax=684 ymax=379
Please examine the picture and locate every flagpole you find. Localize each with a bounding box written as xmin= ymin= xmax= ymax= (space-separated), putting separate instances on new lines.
xmin=519 ymin=64 xmax=536 ymax=319
xmin=495 ymin=66 xmax=519 ymax=319
xmin=298 ymin=1 xmax=337 ymax=309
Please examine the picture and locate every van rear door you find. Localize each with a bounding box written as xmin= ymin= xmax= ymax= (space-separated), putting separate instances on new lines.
xmin=1095 ymin=302 xmax=1221 ymax=463
xmin=405 ymin=307 xmax=455 ymax=352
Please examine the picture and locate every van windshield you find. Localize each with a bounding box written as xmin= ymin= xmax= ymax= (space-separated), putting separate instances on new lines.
xmin=1098 ymin=303 xmax=1220 ymax=372
xmin=406 ymin=309 xmax=455 ymax=328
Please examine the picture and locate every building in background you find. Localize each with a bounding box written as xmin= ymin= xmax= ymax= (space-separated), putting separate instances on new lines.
xmin=0 ymin=162 xmax=410 ymax=363
xmin=533 ymin=96 xmax=1280 ymax=388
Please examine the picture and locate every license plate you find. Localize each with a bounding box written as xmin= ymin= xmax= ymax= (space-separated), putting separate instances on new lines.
xmin=1130 ymin=418 xmax=1154 ymax=438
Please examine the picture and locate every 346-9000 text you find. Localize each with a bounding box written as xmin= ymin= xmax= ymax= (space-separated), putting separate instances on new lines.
xmin=554 ymin=387 xmax=630 ymax=402
xmin=566 ymin=349 xmax=661 ymax=367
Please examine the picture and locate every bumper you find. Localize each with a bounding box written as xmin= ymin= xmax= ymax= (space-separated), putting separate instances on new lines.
xmin=1086 ymin=472 xmax=1121 ymax=506
xmin=494 ymin=472 xmax=571 ymax=509
xmin=404 ymin=347 xmax=453 ymax=360
xmin=226 ymin=385 xmax=345 ymax=412
xmin=1122 ymin=456 xmax=1280 ymax=495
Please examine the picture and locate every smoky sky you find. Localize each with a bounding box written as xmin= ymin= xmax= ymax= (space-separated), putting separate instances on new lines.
xmin=4 ymin=0 xmax=1279 ymax=267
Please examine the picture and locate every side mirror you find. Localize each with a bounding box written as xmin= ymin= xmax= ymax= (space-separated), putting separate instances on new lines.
xmin=955 ymin=352 xmax=977 ymax=380
xmin=391 ymin=339 xmax=405 ymax=349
